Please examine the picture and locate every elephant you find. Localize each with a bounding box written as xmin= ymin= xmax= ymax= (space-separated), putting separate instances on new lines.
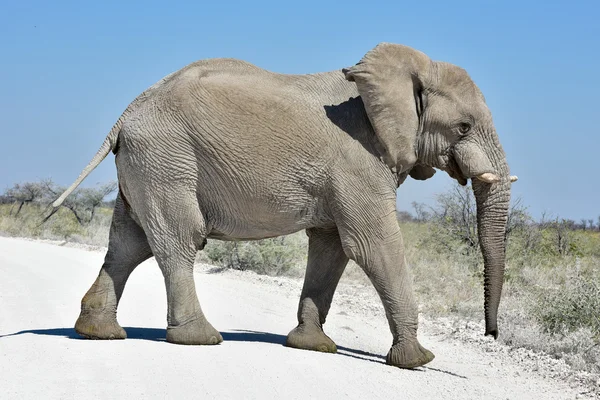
xmin=53 ymin=43 xmax=517 ymax=369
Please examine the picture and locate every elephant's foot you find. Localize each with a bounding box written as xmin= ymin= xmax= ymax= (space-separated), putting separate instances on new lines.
xmin=75 ymin=311 xmax=127 ymax=340
xmin=386 ymin=340 xmax=435 ymax=369
xmin=286 ymin=323 xmax=337 ymax=353
xmin=166 ymin=317 xmax=223 ymax=345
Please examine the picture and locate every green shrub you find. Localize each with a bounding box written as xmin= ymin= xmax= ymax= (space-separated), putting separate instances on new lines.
xmin=533 ymin=275 xmax=600 ymax=338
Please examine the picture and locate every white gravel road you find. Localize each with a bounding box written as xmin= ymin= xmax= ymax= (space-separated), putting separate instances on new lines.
xmin=0 ymin=237 xmax=592 ymax=399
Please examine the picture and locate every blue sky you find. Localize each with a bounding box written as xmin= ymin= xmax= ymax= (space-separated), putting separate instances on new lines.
xmin=1 ymin=1 xmax=598 ymax=221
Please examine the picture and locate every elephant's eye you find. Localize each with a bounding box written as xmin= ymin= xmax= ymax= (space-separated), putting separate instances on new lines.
xmin=458 ymin=123 xmax=471 ymax=134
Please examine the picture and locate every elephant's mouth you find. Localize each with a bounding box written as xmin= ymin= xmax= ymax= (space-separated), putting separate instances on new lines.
xmin=444 ymin=149 xmax=515 ymax=186
xmin=444 ymin=155 xmax=468 ymax=186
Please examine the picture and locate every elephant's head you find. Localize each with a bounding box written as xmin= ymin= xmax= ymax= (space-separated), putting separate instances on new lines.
xmin=344 ymin=43 xmax=517 ymax=339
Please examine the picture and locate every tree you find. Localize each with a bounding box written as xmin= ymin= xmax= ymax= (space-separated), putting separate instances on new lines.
xmin=555 ymin=218 xmax=574 ymax=256
xmin=505 ymin=197 xmax=533 ymax=241
xmin=4 ymin=181 xmax=45 ymax=216
xmin=42 ymin=180 xmax=117 ymax=225
xmin=411 ymin=201 xmax=431 ymax=223
xmin=0 ymin=194 xmax=13 ymax=204
xmin=426 ymin=183 xmax=532 ymax=254
xmin=396 ymin=210 xmax=417 ymax=222
xmin=432 ymin=184 xmax=479 ymax=251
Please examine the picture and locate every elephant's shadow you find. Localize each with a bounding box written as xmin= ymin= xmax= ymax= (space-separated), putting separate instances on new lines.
xmin=0 ymin=327 xmax=167 ymax=341
xmin=0 ymin=327 xmax=467 ymax=377
xmin=0 ymin=327 xmax=385 ymax=363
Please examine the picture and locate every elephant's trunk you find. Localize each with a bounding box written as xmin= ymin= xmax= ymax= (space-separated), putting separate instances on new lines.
xmin=471 ymin=136 xmax=511 ymax=339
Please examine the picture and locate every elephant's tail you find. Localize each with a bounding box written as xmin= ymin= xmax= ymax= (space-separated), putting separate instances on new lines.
xmin=51 ymin=69 xmax=180 ymax=209
xmin=51 ymin=120 xmax=121 ymax=208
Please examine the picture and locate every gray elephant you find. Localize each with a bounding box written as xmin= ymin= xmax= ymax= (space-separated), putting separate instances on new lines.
xmin=53 ymin=43 xmax=517 ymax=369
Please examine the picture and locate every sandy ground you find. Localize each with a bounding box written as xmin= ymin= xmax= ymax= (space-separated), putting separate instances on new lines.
xmin=0 ymin=237 xmax=594 ymax=399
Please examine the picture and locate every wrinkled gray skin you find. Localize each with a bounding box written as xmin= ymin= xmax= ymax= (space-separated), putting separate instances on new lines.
xmin=55 ymin=43 xmax=514 ymax=369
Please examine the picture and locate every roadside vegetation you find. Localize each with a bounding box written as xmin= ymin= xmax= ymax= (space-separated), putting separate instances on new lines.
xmin=0 ymin=179 xmax=115 ymax=247
xmin=1 ymin=179 xmax=598 ymax=381
xmin=403 ymin=186 xmax=600 ymax=381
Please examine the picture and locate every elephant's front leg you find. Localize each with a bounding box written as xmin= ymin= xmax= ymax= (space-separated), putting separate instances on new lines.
xmin=286 ymin=227 xmax=349 ymax=353
xmin=336 ymin=197 xmax=435 ymax=369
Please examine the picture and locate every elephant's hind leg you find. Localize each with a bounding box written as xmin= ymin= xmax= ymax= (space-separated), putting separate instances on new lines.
xmin=286 ymin=227 xmax=349 ymax=353
xmin=75 ymin=193 xmax=152 ymax=340
xmin=141 ymin=190 xmax=222 ymax=346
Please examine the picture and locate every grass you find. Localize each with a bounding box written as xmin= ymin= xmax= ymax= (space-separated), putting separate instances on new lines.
xmin=0 ymin=204 xmax=111 ymax=246
xmin=2 ymin=202 xmax=599 ymax=382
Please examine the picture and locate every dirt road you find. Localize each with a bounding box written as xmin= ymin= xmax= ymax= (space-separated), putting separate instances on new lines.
xmin=0 ymin=238 xmax=587 ymax=399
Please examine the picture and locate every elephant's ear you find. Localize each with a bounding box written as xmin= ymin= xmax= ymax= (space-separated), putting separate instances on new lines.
xmin=343 ymin=43 xmax=430 ymax=173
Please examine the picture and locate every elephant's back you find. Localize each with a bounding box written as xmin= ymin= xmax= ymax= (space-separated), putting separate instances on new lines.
xmin=118 ymin=57 xmax=352 ymax=170
xmin=163 ymin=58 xmax=358 ymax=111
xmin=146 ymin=60 xmax=355 ymax=170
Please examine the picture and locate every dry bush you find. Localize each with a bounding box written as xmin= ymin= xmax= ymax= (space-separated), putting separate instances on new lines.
xmin=533 ymin=274 xmax=600 ymax=337
xmin=202 ymin=233 xmax=308 ymax=277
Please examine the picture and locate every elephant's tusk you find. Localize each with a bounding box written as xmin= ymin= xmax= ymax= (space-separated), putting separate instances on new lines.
xmin=510 ymin=175 xmax=518 ymax=182
xmin=475 ymin=173 xmax=501 ymax=183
